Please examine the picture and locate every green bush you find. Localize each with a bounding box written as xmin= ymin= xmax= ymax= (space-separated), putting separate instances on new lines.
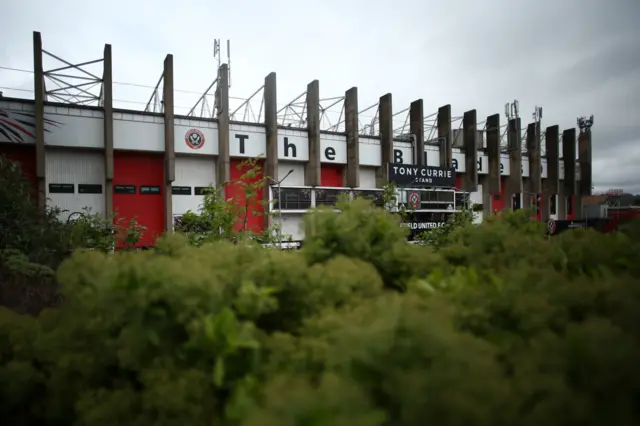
xmin=2 ymin=157 xmax=640 ymax=425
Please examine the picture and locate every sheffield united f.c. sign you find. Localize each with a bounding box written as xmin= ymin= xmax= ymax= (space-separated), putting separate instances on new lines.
xmin=388 ymin=163 xmax=456 ymax=188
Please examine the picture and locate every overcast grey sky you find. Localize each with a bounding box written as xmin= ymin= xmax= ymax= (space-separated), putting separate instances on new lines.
xmin=1 ymin=0 xmax=639 ymax=193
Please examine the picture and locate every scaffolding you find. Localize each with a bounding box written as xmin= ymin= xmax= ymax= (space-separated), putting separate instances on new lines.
xmin=230 ymin=84 xmax=264 ymax=123
xmin=39 ymin=44 xmax=105 ymax=106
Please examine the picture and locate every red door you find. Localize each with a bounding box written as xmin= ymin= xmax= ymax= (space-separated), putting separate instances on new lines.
xmin=0 ymin=143 xmax=37 ymax=197
xmin=320 ymin=164 xmax=344 ymax=187
xmin=113 ymin=151 xmax=165 ymax=247
xmin=226 ymin=158 xmax=265 ymax=234
xmin=566 ymin=195 xmax=575 ymax=220
xmin=491 ymin=177 xmax=506 ymax=213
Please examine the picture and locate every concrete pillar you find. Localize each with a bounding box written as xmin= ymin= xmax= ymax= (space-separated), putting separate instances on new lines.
xmin=162 ymin=54 xmax=175 ymax=232
xmin=438 ymin=104 xmax=453 ymax=167
xmin=377 ymin=93 xmax=393 ymax=187
xmin=524 ymin=122 xmax=541 ymax=211
xmin=562 ymin=128 xmax=577 ymax=218
xmin=305 ymin=80 xmax=321 ymax=186
xmin=103 ymin=44 xmax=114 ymax=219
xmin=344 ymin=87 xmax=359 ymax=188
xmin=216 ymin=64 xmax=230 ymax=186
xmin=263 ymin=72 xmax=278 ymax=228
xmin=409 ymin=99 xmax=425 ymax=165
xmin=462 ymin=109 xmax=478 ymax=190
xmin=542 ymin=125 xmax=559 ymax=221
xmin=577 ymin=128 xmax=593 ymax=218
xmin=486 ymin=114 xmax=501 ymax=196
xmin=504 ymin=118 xmax=523 ymax=210
xmin=558 ymin=184 xmax=567 ymax=219
xmin=32 ymin=31 xmax=46 ymax=210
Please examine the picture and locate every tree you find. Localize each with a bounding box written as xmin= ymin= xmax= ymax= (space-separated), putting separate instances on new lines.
xmin=2 ymin=163 xmax=640 ymax=425
xmin=175 ymin=157 xmax=278 ymax=245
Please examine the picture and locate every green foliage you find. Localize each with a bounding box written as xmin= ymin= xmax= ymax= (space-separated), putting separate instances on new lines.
xmin=175 ymin=157 xmax=278 ymax=245
xmin=3 ymin=152 xmax=640 ymax=425
xmin=0 ymin=156 xmax=145 ymax=314
xmin=0 ymin=155 xmax=71 ymax=268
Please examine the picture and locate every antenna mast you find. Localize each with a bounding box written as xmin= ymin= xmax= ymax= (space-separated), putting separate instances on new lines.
xmin=577 ymin=115 xmax=594 ymax=133
xmin=214 ymin=39 xmax=232 ymax=88
xmin=504 ymin=99 xmax=520 ymax=151
xmin=533 ymin=106 xmax=543 ymax=139
xmin=227 ymin=40 xmax=231 ymax=88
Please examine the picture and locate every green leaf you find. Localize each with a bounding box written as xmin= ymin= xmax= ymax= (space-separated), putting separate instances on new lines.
xmin=213 ymin=356 xmax=225 ymax=387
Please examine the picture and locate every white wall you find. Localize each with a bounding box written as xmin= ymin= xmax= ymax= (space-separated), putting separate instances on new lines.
xmin=0 ymin=100 xmax=577 ymax=182
xmin=114 ymin=112 xmax=164 ymax=152
xmin=320 ymin=133 xmax=347 ymax=164
xmin=359 ymin=137 xmax=380 ymax=166
xmin=278 ymin=162 xmax=305 ymax=186
xmin=230 ymin=124 xmax=266 ymax=158
xmin=173 ymin=156 xmax=216 ymax=216
xmin=0 ymin=101 xmax=105 ymax=148
xmin=279 ymin=214 xmax=305 ymax=241
xmin=174 ymin=117 xmax=219 ymax=155
xmin=45 ymin=148 xmax=105 ymax=221
xmin=358 ymin=167 xmax=377 ymax=188
xmin=393 ymin=141 xmax=414 ymax=165
xmin=279 ymin=128 xmax=309 ymax=162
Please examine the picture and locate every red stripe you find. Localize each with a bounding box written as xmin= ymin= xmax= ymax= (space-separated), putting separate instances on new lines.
xmin=0 ymin=117 xmax=35 ymax=139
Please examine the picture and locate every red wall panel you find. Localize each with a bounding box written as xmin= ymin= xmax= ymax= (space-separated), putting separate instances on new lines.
xmin=226 ymin=159 xmax=265 ymax=234
xmin=113 ymin=151 xmax=164 ymax=247
xmin=455 ymin=175 xmax=462 ymax=190
xmin=320 ymin=164 xmax=343 ymax=187
xmin=566 ymin=195 xmax=575 ymax=220
xmin=527 ymin=194 xmax=542 ymax=221
xmin=491 ymin=177 xmax=506 ymax=213
xmin=0 ymin=143 xmax=37 ymax=196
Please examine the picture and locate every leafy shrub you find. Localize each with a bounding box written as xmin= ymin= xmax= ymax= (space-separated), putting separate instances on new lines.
xmin=2 ymin=152 xmax=640 ymax=425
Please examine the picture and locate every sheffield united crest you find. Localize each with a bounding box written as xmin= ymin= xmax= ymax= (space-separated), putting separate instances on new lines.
xmin=408 ymin=191 xmax=421 ymax=209
xmin=185 ymin=129 xmax=205 ymax=149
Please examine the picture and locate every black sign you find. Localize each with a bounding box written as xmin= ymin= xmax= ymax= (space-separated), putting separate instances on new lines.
xmin=114 ymin=185 xmax=136 ymax=194
xmin=140 ymin=186 xmax=161 ymax=195
xmin=49 ymin=183 xmax=74 ymax=194
xmin=388 ymin=163 xmax=456 ymax=188
xmin=195 ymin=186 xmax=213 ymax=195
xmin=547 ymin=219 xmax=610 ymax=236
xmin=402 ymin=222 xmax=447 ymax=230
xmin=400 ymin=211 xmax=455 ymax=240
xmin=78 ymin=184 xmax=102 ymax=194
xmin=172 ymin=186 xmax=192 ymax=195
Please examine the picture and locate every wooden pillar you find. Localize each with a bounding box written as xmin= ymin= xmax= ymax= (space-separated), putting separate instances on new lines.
xmin=410 ymin=99 xmax=424 ymax=165
xmin=438 ymin=104 xmax=452 ymax=167
xmin=163 ymin=54 xmax=175 ymax=232
xmin=563 ymin=128 xmax=577 ymax=218
xmin=103 ymin=44 xmax=114 ymax=218
xmin=263 ymin=72 xmax=278 ymax=228
xmin=33 ymin=31 xmax=46 ymax=210
xmin=344 ymin=87 xmax=359 ymax=188
xmin=577 ymin=127 xmax=593 ymax=218
xmin=486 ymin=114 xmax=501 ymax=196
xmin=504 ymin=118 xmax=523 ymax=210
xmin=377 ymin=93 xmax=393 ymax=186
xmin=525 ymin=122 xmax=541 ymax=211
xmin=462 ymin=109 xmax=478 ymax=190
xmin=541 ymin=125 xmax=559 ymax=221
xmin=216 ymin=64 xmax=230 ymax=186
xmin=305 ymin=80 xmax=321 ymax=186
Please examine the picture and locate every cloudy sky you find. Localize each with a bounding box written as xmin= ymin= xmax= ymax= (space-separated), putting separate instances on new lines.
xmin=1 ymin=0 xmax=639 ymax=193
